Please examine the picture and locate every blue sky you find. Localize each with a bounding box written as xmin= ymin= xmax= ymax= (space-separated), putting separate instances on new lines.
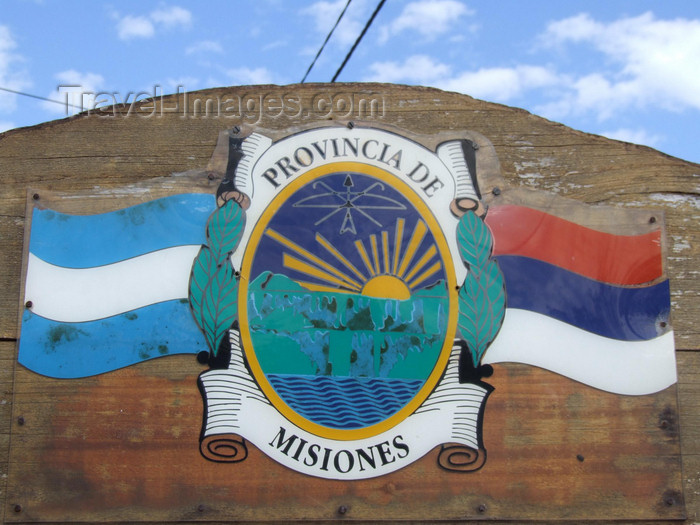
xmin=1 ymin=1 xmax=699 ymax=164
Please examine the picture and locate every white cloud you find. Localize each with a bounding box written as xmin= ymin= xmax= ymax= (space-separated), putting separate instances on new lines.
xmin=185 ymin=40 xmax=223 ymax=55
xmin=0 ymin=25 xmax=31 ymax=113
xmin=0 ymin=26 xmax=18 ymax=74
xmin=150 ymin=6 xmax=192 ymax=28
xmin=43 ymin=70 xmax=105 ymax=115
xmin=366 ymin=11 xmax=700 ymax=126
xmin=301 ymin=0 xmax=367 ymax=47
xmin=379 ymin=0 xmax=473 ymax=43
xmin=227 ymin=67 xmax=274 ymax=85
xmin=365 ymin=55 xmax=451 ymax=84
xmin=365 ymin=55 xmax=560 ymax=103
xmin=439 ymin=65 xmax=560 ymax=101
xmin=600 ymin=127 xmax=663 ymax=147
xmin=117 ymin=16 xmax=155 ymax=40
xmin=115 ymin=5 xmax=192 ymax=41
xmin=539 ymin=12 xmax=700 ymax=119
xmin=540 ymin=12 xmax=601 ymax=43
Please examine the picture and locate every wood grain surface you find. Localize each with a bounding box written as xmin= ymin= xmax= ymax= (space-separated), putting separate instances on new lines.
xmin=3 ymin=359 xmax=685 ymax=522
xmin=0 ymin=84 xmax=698 ymax=523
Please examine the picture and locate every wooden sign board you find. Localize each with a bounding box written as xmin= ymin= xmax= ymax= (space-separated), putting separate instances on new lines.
xmin=1 ymin=84 xmax=696 ymax=523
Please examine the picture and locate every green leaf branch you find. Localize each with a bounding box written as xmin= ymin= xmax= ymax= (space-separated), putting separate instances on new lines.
xmin=456 ymin=210 xmax=506 ymax=366
xmin=189 ymin=200 xmax=245 ymax=356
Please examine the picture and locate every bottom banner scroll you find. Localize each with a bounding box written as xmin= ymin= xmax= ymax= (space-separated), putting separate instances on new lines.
xmin=198 ymin=329 xmax=491 ymax=480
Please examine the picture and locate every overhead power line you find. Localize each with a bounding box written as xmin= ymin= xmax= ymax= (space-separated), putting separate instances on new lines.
xmin=301 ymin=0 xmax=352 ymax=83
xmin=0 ymin=85 xmax=85 ymax=111
xmin=331 ymin=0 xmax=386 ymax=83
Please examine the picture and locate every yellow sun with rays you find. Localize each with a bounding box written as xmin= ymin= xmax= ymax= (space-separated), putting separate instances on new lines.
xmin=264 ymin=218 xmax=442 ymax=300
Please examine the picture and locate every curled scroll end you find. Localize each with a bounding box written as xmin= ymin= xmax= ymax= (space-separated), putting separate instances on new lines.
xmin=438 ymin=444 xmax=487 ymax=472
xmin=450 ymin=198 xmax=486 ymax=219
xmin=200 ymin=434 xmax=248 ymax=463
xmin=217 ymin=190 xmax=251 ymax=210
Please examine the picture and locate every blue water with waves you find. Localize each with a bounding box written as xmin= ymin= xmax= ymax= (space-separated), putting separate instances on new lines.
xmin=267 ymin=374 xmax=423 ymax=429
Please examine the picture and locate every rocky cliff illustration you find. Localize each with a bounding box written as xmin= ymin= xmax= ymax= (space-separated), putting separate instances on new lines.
xmin=247 ymin=272 xmax=449 ymax=428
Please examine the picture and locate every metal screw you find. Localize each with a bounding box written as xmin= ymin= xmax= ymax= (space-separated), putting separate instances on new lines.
xmin=197 ymin=504 xmax=206 ymax=512
xmin=576 ymin=454 xmax=585 ymax=462
xmin=478 ymin=504 xmax=487 ymax=513
xmin=660 ymin=321 xmax=667 ymax=328
xmin=25 ymin=300 xmax=33 ymax=309
xmin=17 ymin=416 xmax=24 ymax=426
xmin=32 ymin=193 xmax=39 ymax=201
xmin=649 ymin=216 xmax=657 ymax=224
xmin=347 ymin=121 xmax=355 ymax=129
xmin=660 ymin=420 xmax=669 ymax=430
xmin=13 ymin=504 xmax=22 ymax=513
xmin=232 ymin=126 xmax=241 ymax=134
xmin=207 ymin=172 xmax=216 ymax=181
xmin=338 ymin=505 xmax=348 ymax=515
xmin=665 ymin=496 xmax=674 ymax=506
xmin=492 ymin=187 xmax=501 ymax=196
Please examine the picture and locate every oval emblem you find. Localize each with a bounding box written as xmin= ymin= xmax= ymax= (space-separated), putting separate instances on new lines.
xmin=239 ymin=161 xmax=457 ymax=440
